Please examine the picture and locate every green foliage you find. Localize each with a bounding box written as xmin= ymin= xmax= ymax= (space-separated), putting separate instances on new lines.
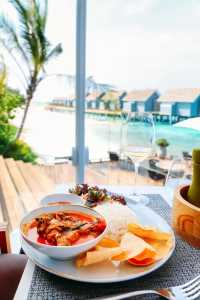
xmin=0 ymin=66 xmax=37 ymax=163
xmin=156 ymin=138 xmax=170 ymax=147
xmin=3 ymin=139 xmax=37 ymax=163
xmin=0 ymin=121 xmax=37 ymax=163
xmin=0 ymin=62 xmax=6 ymax=95
xmin=0 ymin=88 xmax=24 ymax=122
xmin=0 ymin=86 xmax=24 ymax=148
xmin=0 ymin=121 xmax=17 ymax=151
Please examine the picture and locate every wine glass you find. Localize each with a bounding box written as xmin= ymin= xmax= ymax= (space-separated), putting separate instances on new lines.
xmin=120 ymin=112 xmax=156 ymax=204
xmin=165 ymin=156 xmax=192 ymax=188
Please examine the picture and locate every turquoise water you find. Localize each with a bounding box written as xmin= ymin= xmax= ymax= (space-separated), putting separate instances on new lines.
xmin=86 ymin=115 xmax=200 ymax=157
xmin=23 ymin=106 xmax=200 ymax=160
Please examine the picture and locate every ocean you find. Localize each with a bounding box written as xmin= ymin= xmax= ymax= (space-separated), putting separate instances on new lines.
xmin=14 ymin=104 xmax=200 ymax=162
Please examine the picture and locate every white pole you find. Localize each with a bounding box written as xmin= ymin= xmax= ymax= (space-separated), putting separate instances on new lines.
xmin=75 ymin=0 xmax=87 ymax=183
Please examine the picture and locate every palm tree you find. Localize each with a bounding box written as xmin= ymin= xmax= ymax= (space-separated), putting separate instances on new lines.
xmin=0 ymin=0 xmax=62 ymax=139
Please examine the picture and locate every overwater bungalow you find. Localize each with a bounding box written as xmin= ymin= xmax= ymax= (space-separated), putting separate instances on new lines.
xmin=85 ymin=91 xmax=105 ymax=109
xmin=101 ymin=90 xmax=126 ymax=111
xmin=51 ymin=97 xmax=66 ymax=106
xmin=158 ymin=88 xmax=200 ymax=118
xmin=52 ymin=94 xmax=75 ymax=107
xmin=122 ymin=89 xmax=159 ymax=113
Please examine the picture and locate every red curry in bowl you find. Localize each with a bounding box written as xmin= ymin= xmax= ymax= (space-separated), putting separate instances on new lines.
xmin=25 ymin=211 xmax=106 ymax=247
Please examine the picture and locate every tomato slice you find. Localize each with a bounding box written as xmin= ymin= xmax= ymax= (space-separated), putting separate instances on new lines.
xmin=37 ymin=236 xmax=55 ymax=246
xmin=93 ymin=220 xmax=106 ymax=233
xmin=133 ymin=248 xmax=156 ymax=261
xmin=128 ymin=257 xmax=155 ymax=266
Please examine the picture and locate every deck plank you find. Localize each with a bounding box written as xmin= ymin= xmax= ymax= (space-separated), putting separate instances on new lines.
xmin=0 ymin=185 xmax=5 ymax=224
xmin=0 ymin=157 xmax=25 ymax=230
xmin=5 ymin=158 xmax=38 ymax=212
xmin=41 ymin=164 xmax=75 ymax=184
xmin=25 ymin=163 xmax=55 ymax=193
xmin=16 ymin=161 xmax=46 ymax=202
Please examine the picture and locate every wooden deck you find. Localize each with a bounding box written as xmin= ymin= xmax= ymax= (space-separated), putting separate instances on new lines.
xmin=47 ymin=104 xmax=122 ymax=117
xmin=0 ymin=157 xmax=56 ymax=230
xmin=0 ymin=157 xmax=161 ymax=231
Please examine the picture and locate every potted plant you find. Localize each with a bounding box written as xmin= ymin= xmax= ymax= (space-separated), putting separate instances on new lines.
xmin=156 ymin=138 xmax=169 ymax=158
xmin=172 ymin=148 xmax=200 ymax=248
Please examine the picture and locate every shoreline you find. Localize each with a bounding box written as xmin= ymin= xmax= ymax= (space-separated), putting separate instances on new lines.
xmin=12 ymin=103 xmax=200 ymax=163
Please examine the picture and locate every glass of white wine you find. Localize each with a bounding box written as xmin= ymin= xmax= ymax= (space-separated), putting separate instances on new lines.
xmin=120 ymin=112 xmax=156 ymax=204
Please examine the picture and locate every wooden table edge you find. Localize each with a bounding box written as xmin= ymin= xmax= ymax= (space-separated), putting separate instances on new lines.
xmin=14 ymin=260 xmax=35 ymax=300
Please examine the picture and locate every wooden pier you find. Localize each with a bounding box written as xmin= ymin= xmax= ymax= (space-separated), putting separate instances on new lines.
xmin=152 ymin=112 xmax=187 ymax=124
xmin=46 ymin=104 xmax=122 ymax=118
xmin=46 ymin=104 xmax=189 ymax=124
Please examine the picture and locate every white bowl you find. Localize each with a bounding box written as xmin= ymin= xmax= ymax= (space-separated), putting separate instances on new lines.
xmin=40 ymin=193 xmax=82 ymax=206
xmin=20 ymin=205 xmax=107 ymax=260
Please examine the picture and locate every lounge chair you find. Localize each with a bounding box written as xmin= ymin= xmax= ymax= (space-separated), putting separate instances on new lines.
xmin=147 ymin=159 xmax=166 ymax=181
xmin=182 ymin=151 xmax=192 ymax=160
xmin=108 ymin=151 xmax=120 ymax=162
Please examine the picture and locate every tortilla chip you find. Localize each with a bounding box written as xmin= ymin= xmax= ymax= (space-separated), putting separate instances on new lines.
xmin=76 ymin=247 xmax=122 ymax=267
xmin=76 ymin=228 xmax=173 ymax=268
xmin=98 ymin=237 xmax=119 ymax=248
xmin=128 ymin=223 xmax=171 ymax=241
xmin=114 ymin=232 xmax=156 ymax=261
xmin=112 ymin=251 xmax=128 ymax=261
xmin=133 ymin=247 xmax=156 ymax=261
xmin=76 ymin=252 xmax=87 ymax=268
xmin=144 ymin=236 xmax=173 ymax=260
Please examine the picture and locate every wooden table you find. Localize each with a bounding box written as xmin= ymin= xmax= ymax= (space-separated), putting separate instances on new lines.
xmin=14 ymin=185 xmax=174 ymax=300
xmin=122 ymin=146 xmax=152 ymax=163
xmin=155 ymin=159 xmax=183 ymax=172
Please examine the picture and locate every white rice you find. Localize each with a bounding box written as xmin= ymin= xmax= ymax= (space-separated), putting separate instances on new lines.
xmin=95 ymin=202 xmax=137 ymax=241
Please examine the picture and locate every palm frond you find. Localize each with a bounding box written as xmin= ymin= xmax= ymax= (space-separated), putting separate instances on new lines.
xmin=9 ymin=0 xmax=30 ymax=33
xmin=8 ymin=0 xmax=39 ymax=67
xmin=33 ymin=1 xmax=49 ymax=66
xmin=0 ymin=16 xmax=31 ymax=72
xmin=43 ymin=0 xmax=48 ymax=29
xmin=0 ymin=0 xmax=62 ymax=139
xmin=0 ymin=39 xmax=28 ymax=89
xmin=46 ymin=44 xmax=62 ymax=63
xmin=1 ymin=0 xmax=62 ymax=86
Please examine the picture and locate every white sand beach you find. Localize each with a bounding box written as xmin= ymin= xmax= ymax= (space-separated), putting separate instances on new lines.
xmin=13 ymin=104 xmax=119 ymax=162
xmin=13 ymin=103 xmax=200 ymax=164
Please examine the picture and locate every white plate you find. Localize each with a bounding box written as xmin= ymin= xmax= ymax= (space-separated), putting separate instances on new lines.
xmin=40 ymin=193 xmax=82 ymax=206
xmin=22 ymin=201 xmax=175 ymax=283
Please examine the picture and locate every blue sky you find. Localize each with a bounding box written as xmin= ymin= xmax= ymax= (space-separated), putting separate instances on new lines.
xmin=1 ymin=0 xmax=200 ymax=95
